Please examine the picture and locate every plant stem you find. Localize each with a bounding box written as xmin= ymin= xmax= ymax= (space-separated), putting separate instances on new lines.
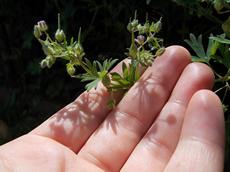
xmin=58 ymin=13 xmax=61 ymax=30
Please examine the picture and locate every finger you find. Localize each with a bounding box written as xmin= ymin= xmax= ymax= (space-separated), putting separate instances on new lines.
xmin=164 ymin=90 xmax=225 ymax=172
xmin=78 ymin=46 xmax=191 ymax=172
xmin=121 ymin=63 xmax=214 ymax=172
xmin=30 ymin=59 xmax=132 ymax=152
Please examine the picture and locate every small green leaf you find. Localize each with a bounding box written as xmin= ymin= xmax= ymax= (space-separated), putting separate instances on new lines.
xmin=96 ymin=61 xmax=103 ymax=71
xmin=85 ymin=79 xmax=100 ymax=91
xmin=102 ymin=74 xmax=111 ymax=88
xmin=111 ymin=72 xmax=123 ymax=80
xmin=185 ymin=34 xmax=206 ymax=58
xmin=217 ymin=44 xmax=230 ymax=68
xmin=210 ymin=35 xmax=230 ymax=44
xmin=222 ymin=16 xmax=230 ymax=36
xmin=185 ymin=33 xmax=211 ymax=63
xmin=207 ymin=34 xmax=220 ymax=57
xmin=122 ymin=62 xmax=129 ymax=79
xmin=107 ymin=99 xmax=116 ymax=109
xmin=111 ymin=72 xmax=132 ymax=90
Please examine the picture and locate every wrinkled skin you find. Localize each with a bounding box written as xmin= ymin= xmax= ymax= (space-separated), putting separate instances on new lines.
xmin=0 ymin=46 xmax=225 ymax=172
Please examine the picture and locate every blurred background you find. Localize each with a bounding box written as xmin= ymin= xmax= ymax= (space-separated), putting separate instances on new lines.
xmin=0 ymin=0 xmax=229 ymax=170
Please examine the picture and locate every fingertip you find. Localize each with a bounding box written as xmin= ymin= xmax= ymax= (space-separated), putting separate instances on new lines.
xmin=182 ymin=89 xmax=225 ymax=148
xmin=165 ymin=45 xmax=191 ymax=62
xmin=185 ymin=63 xmax=215 ymax=89
xmin=164 ymin=90 xmax=225 ymax=172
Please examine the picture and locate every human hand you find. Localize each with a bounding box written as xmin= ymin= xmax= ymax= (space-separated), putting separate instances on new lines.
xmin=0 ymin=46 xmax=225 ymax=172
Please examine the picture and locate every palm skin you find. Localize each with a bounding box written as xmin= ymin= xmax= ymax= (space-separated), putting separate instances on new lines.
xmin=0 ymin=46 xmax=225 ymax=172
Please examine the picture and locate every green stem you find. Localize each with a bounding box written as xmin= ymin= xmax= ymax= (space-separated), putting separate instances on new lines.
xmin=44 ymin=31 xmax=53 ymax=42
xmin=215 ymin=84 xmax=228 ymax=93
xmin=58 ymin=13 xmax=61 ymax=30
xmin=218 ymin=10 xmax=230 ymax=14
xmin=222 ymin=82 xmax=230 ymax=102
xmin=78 ymin=27 xmax=82 ymax=43
xmin=79 ymin=60 xmax=93 ymax=75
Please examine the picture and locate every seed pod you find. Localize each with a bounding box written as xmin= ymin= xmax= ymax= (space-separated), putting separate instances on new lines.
xmin=55 ymin=29 xmax=66 ymax=42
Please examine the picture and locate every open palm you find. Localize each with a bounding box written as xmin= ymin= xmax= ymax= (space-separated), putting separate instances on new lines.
xmin=0 ymin=46 xmax=225 ymax=172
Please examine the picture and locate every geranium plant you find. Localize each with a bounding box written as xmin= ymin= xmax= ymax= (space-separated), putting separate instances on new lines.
xmin=33 ymin=12 xmax=165 ymax=108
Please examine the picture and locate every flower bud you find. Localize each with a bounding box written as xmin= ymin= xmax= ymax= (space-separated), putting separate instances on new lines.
xmin=156 ymin=21 xmax=162 ymax=33
xmin=74 ymin=43 xmax=85 ymax=58
xmin=131 ymin=19 xmax=138 ymax=28
xmin=37 ymin=20 xmax=48 ymax=32
xmin=66 ymin=63 xmax=75 ymax=76
xmin=127 ymin=19 xmax=138 ymax=32
xmin=46 ymin=55 xmax=56 ymax=68
xmin=55 ymin=29 xmax=66 ymax=42
xmin=135 ymin=35 xmax=145 ymax=45
xmin=149 ymin=18 xmax=162 ymax=33
xmin=34 ymin=25 xmax=42 ymax=38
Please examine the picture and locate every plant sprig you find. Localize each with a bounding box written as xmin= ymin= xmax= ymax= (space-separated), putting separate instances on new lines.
xmin=34 ymin=13 xmax=165 ymax=107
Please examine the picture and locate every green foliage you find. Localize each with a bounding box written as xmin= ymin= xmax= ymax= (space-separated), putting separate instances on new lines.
xmin=178 ymin=0 xmax=230 ymax=116
xmin=185 ymin=33 xmax=230 ymax=109
xmin=77 ymin=58 xmax=118 ymax=91
xmin=210 ymin=35 xmax=230 ymax=68
xmin=110 ymin=61 xmax=140 ymax=91
xmin=185 ymin=34 xmax=220 ymax=63
xmin=34 ymin=13 xmax=165 ymax=107
xmin=173 ymin=1 xmax=230 ymax=169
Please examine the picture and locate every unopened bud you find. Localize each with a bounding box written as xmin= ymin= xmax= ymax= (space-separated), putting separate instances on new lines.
xmin=55 ymin=29 xmax=65 ymax=42
xmin=154 ymin=20 xmax=162 ymax=33
xmin=37 ymin=20 xmax=48 ymax=32
xmin=74 ymin=43 xmax=85 ymax=58
xmin=127 ymin=19 xmax=138 ymax=32
xmin=46 ymin=56 xmax=56 ymax=68
xmin=34 ymin=25 xmax=42 ymax=38
xmin=66 ymin=63 xmax=75 ymax=76
xmin=135 ymin=35 xmax=145 ymax=45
